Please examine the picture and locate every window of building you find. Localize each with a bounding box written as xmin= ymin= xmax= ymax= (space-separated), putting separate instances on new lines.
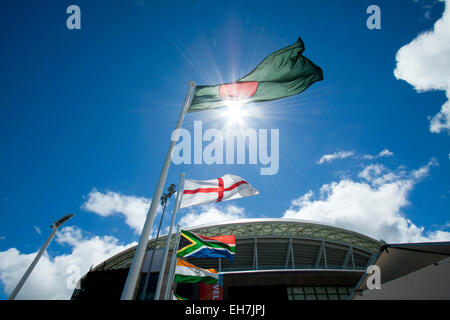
xmin=287 ymin=287 xmax=305 ymax=300
xmin=287 ymin=286 xmax=354 ymax=300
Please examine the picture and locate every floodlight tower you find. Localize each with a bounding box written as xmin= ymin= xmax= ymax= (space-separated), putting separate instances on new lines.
xmin=8 ymin=213 xmax=75 ymax=300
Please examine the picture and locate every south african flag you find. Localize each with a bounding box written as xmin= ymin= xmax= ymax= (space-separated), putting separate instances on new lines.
xmin=172 ymin=293 xmax=188 ymax=300
xmin=177 ymin=230 xmax=236 ymax=262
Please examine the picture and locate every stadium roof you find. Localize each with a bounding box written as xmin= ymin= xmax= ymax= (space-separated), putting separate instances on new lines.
xmin=90 ymin=219 xmax=381 ymax=272
xmin=350 ymin=241 xmax=450 ymax=298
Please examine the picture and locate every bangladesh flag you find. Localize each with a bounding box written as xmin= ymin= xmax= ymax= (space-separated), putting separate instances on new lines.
xmin=188 ymin=37 xmax=323 ymax=112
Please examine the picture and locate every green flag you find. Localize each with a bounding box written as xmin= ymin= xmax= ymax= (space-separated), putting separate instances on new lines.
xmin=188 ymin=37 xmax=323 ymax=112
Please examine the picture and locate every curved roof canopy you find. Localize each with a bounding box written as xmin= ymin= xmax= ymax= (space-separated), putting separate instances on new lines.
xmin=92 ymin=219 xmax=381 ymax=272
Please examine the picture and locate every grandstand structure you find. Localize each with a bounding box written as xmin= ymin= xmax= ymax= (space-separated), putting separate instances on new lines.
xmin=71 ymin=219 xmax=382 ymax=300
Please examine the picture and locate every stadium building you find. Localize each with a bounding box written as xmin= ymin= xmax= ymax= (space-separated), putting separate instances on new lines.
xmin=71 ymin=219 xmax=384 ymax=300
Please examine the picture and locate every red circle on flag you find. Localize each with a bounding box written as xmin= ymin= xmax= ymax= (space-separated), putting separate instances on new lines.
xmin=219 ymin=81 xmax=258 ymax=100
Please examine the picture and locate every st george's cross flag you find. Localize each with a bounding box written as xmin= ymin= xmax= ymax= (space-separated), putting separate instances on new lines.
xmin=188 ymin=37 xmax=323 ymax=112
xmin=180 ymin=174 xmax=259 ymax=208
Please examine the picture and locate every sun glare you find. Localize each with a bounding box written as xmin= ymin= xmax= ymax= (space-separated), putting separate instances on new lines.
xmin=224 ymin=101 xmax=247 ymax=127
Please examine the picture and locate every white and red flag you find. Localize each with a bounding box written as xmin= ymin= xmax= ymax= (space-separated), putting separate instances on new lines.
xmin=180 ymin=174 xmax=259 ymax=209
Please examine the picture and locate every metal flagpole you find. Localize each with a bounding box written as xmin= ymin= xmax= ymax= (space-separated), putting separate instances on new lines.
xmin=121 ymin=82 xmax=195 ymax=300
xmin=9 ymin=214 xmax=74 ymax=300
xmin=164 ymin=224 xmax=182 ymax=300
xmin=154 ymin=173 xmax=185 ymax=300
xmin=139 ymin=183 xmax=176 ymax=300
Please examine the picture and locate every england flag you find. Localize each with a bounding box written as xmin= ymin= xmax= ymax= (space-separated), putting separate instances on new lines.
xmin=179 ymin=174 xmax=259 ymax=209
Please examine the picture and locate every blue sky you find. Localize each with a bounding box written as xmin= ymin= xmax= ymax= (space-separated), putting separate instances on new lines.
xmin=0 ymin=0 xmax=449 ymax=299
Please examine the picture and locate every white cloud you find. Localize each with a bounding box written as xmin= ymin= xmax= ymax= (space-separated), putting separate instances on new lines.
xmin=34 ymin=226 xmax=41 ymax=235
xmin=82 ymin=189 xmax=159 ymax=234
xmin=319 ymin=149 xmax=394 ymax=164
xmin=394 ymin=0 xmax=450 ymax=133
xmin=378 ymin=148 xmax=394 ymax=157
xmin=358 ymin=158 xmax=437 ymax=186
xmin=0 ymin=226 xmax=135 ymax=300
xmin=179 ymin=204 xmax=246 ymax=228
xmin=358 ymin=164 xmax=388 ymax=184
xmin=411 ymin=157 xmax=439 ymax=179
xmin=363 ymin=149 xmax=394 ymax=160
xmin=283 ymin=159 xmax=450 ymax=243
xmin=318 ymin=151 xmax=354 ymax=164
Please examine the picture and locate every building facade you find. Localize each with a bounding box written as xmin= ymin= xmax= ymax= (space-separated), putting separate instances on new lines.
xmin=71 ymin=219 xmax=381 ymax=300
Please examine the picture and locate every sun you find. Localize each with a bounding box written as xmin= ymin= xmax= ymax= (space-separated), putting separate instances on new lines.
xmin=223 ymin=101 xmax=247 ymax=128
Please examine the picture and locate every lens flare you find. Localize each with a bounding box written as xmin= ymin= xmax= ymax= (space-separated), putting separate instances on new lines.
xmin=224 ymin=101 xmax=247 ymax=127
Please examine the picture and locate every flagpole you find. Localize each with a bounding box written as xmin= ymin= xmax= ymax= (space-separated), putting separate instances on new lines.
xmin=121 ymin=82 xmax=195 ymax=300
xmin=164 ymin=224 xmax=181 ymax=300
xmin=154 ymin=173 xmax=185 ymax=300
xmin=138 ymin=191 xmax=169 ymax=300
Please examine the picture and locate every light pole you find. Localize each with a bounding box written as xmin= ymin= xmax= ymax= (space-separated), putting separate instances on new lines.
xmin=8 ymin=213 xmax=75 ymax=300
xmin=139 ymin=184 xmax=176 ymax=300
